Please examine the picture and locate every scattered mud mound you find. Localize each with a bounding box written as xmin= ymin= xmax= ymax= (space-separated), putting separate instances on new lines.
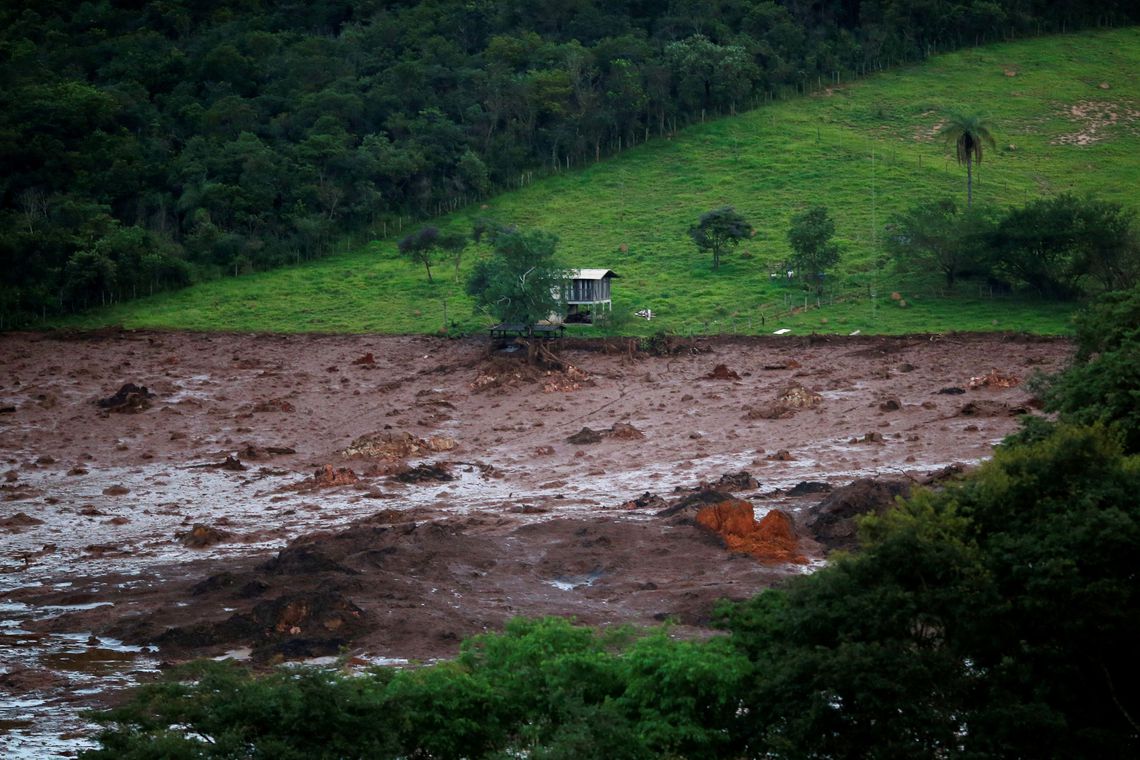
xmin=352 ymin=353 xmax=376 ymax=366
xmin=805 ymin=478 xmax=911 ymax=551
xmin=342 ymin=431 xmax=456 ymax=460
xmin=566 ymin=422 xmax=645 ymax=444
xmin=471 ymin=359 xmax=591 ymax=394
xmin=705 ymin=364 xmax=741 ymax=381
xmin=779 ymin=384 xmax=822 ymax=409
xmin=96 ymin=383 xmax=153 ymax=413
xmin=968 ymin=370 xmax=1020 ymax=389
xmin=286 ymin=465 xmax=359 ymax=491
xmin=1 ymin=512 xmax=45 ymax=531
xmin=694 ymin=500 xmax=806 ymax=565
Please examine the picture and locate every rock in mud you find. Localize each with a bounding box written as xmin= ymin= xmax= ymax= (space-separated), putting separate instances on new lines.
xmin=938 ymin=386 xmax=966 ymax=395
xmin=713 ymin=471 xmax=760 ymax=491
xmin=805 ymin=478 xmax=911 ymax=551
xmin=96 ymin=383 xmax=154 ymax=413
xmin=609 ymin=422 xmax=645 ymax=440
xmin=252 ymin=398 xmax=295 ymax=413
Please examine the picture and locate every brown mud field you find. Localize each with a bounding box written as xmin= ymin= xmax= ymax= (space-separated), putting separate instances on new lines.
xmin=0 ymin=330 xmax=1068 ymax=755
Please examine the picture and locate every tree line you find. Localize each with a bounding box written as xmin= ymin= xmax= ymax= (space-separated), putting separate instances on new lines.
xmin=2 ymin=0 xmax=1136 ymax=325
xmin=82 ymin=286 xmax=1140 ymax=757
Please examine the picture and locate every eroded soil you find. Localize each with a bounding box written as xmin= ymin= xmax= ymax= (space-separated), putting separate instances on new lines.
xmin=0 ymin=330 xmax=1069 ymax=755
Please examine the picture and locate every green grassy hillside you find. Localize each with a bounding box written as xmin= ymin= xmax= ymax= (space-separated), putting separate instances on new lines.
xmin=64 ymin=28 xmax=1140 ymax=336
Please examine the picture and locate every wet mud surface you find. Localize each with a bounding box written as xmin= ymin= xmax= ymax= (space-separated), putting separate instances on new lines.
xmin=0 ymin=330 xmax=1069 ymax=755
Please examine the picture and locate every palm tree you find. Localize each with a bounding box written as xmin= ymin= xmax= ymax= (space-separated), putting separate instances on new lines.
xmin=938 ymin=112 xmax=996 ymax=207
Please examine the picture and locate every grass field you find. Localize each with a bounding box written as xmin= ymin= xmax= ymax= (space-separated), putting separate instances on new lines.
xmin=63 ymin=27 xmax=1140 ymax=336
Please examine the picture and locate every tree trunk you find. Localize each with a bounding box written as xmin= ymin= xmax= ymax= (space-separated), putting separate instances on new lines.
xmin=966 ymin=157 xmax=973 ymax=207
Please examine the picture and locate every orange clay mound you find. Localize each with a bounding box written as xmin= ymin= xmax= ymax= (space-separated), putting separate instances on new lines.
xmin=695 ymin=499 xmax=806 ymax=565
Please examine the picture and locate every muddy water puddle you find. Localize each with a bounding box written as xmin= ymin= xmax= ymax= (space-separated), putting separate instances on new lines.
xmin=3 ymin=446 xmax=984 ymax=757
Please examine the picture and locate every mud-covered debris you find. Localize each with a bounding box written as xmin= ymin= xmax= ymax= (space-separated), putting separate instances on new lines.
xmin=260 ymin=545 xmax=359 ymax=575
xmin=921 ymin=462 xmax=970 ymax=485
xmin=694 ymin=499 xmax=806 ymax=565
xmin=767 ymin=449 xmax=794 ymax=461
xmin=968 ymin=370 xmax=1020 ymax=389
xmin=0 ymin=405 xmax=15 ymax=414
xmin=3 ymin=470 xmax=17 ymax=483
xmin=619 ymin=492 xmax=668 ymax=510
xmin=534 ymin=445 xmax=556 ymax=456
xmin=850 ymin=431 xmax=884 ymax=444
xmin=178 ymin=523 xmax=231 ymax=548
xmin=805 ymin=478 xmax=911 ymax=551
xmin=609 ymin=422 xmax=645 ymax=440
xmin=102 ymin=485 xmax=130 ymax=496
xmin=938 ymin=386 xmax=966 ymax=395
xmin=238 ymin=444 xmax=296 ymax=460
xmin=713 ymin=471 xmax=760 ymax=491
xmin=97 ymin=383 xmax=154 ymax=413
xmin=543 ymin=365 xmax=591 ymax=393
xmin=705 ymin=363 xmax=742 ymax=381
xmin=286 ymin=464 xmax=359 ymax=491
xmin=879 ymin=397 xmax=901 ymax=411
xmin=352 ymin=352 xmax=376 ymax=366
xmin=658 ymin=488 xmax=737 ymax=519
xmin=191 ymin=455 xmax=247 ymax=471
xmin=788 ymin=481 xmax=831 ymax=496
xmin=342 ymin=431 xmax=455 ymax=460
xmin=391 ymin=463 xmax=453 ymax=484
xmin=567 ymin=427 xmax=604 ymax=445
xmin=762 ymin=359 xmax=801 ymax=370
xmin=958 ymin=400 xmax=1025 ymax=418
xmin=252 ymin=398 xmax=295 ymax=413
xmin=743 ymin=401 xmax=793 ymax=420
xmin=0 ymin=512 xmax=44 ymax=530
xmin=779 ymin=384 xmax=822 ymax=409
xmin=898 ymin=363 xmax=916 ymax=372
xmin=191 ymin=572 xmax=239 ymax=595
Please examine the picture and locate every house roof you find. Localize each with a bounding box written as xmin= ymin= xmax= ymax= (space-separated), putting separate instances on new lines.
xmin=569 ymin=268 xmax=619 ymax=280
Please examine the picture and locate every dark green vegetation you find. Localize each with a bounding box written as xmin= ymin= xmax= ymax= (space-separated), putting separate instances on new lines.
xmin=2 ymin=1 xmax=1138 ymax=330
xmin=786 ymin=205 xmax=841 ymax=293
xmin=889 ymin=194 xmax=1140 ymax=296
xmin=82 ymin=288 xmax=1140 ymax=757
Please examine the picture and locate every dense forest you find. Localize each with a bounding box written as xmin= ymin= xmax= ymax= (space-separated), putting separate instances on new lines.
xmin=2 ymin=0 xmax=1137 ymax=323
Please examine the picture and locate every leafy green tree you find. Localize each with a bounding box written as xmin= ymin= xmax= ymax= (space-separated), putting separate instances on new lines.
xmin=398 ymin=226 xmax=466 ymax=283
xmin=689 ymin=206 xmax=753 ymax=270
xmin=938 ymin=111 xmax=996 ymax=207
xmin=787 ymin=205 xmax=840 ymax=293
xmin=465 ymin=226 xmax=566 ymax=328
